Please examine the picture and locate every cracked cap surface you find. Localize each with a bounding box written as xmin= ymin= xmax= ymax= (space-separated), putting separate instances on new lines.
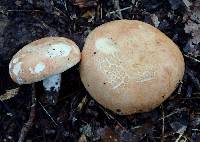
xmin=80 ymin=20 xmax=185 ymax=115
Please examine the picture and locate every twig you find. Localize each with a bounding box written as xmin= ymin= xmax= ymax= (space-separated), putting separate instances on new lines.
xmin=76 ymin=95 xmax=88 ymax=112
xmin=38 ymin=101 xmax=58 ymax=126
xmin=192 ymin=129 xmax=200 ymax=132
xmin=54 ymin=7 xmax=68 ymax=19
xmin=193 ymin=92 xmax=200 ymax=95
xmin=18 ymin=84 xmax=36 ymax=142
xmin=38 ymin=101 xmax=70 ymax=139
xmin=176 ymin=97 xmax=200 ymax=100
xmin=184 ymin=54 xmax=200 ymax=63
xmin=60 ymin=0 xmax=68 ymax=11
xmin=175 ymin=133 xmax=188 ymax=142
xmin=113 ymin=0 xmax=123 ymax=19
xmin=159 ymin=108 xmax=186 ymax=121
xmin=100 ymin=2 xmax=103 ymax=19
xmin=177 ymin=81 xmax=183 ymax=95
xmin=187 ymin=69 xmax=200 ymax=90
xmin=98 ymin=106 xmax=127 ymax=130
xmin=175 ymin=133 xmax=183 ymax=142
xmin=7 ymin=9 xmax=41 ymax=12
xmin=182 ymin=0 xmax=192 ymax=8
xmin=161 ymin=104 xmax=165 ymax=142
xmin=106 ymin=6 xmax=132 ymax=17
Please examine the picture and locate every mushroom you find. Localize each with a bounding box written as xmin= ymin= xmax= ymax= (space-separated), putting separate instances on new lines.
xmin=9 ymin=37 xmax=81 ymax=104
xmin=80 ymin=20 xmax=185 ymax=115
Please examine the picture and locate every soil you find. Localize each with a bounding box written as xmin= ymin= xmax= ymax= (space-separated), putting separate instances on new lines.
xmin=0 ymin=0 xmax=200 ymax=142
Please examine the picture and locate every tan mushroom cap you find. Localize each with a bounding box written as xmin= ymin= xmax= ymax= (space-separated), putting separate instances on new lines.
xmin=80 ymin=20 xmax=185 ymax=115
xmin=9 ymin=37 xmax=80 ymax=84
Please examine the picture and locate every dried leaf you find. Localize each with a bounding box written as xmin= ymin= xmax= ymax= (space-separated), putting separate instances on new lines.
xmin=77 ymin=96 xmax=88 ymax=111
xmin=0 ymin=88 xmax=19 ymax=101
xmin=78 ymin=134 xmax=87 ymax=142
xmin=184 ymin=20 xmax=199 ymax=34
xmin=182 ymin=0 xmax=192 ymax=8
xmin=151 ymin=14 xmax=160 ymax=28
xmin=71 ymin=0 xmax=98 ymax=8
xmin=81 ymin=10 xmax=95 ymax=18
xmin=170 ymin=121 xmax=187 ymax=134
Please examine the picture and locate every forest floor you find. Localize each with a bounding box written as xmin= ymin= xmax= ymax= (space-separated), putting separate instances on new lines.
xmin=0 ymin=0 xmax=200 ymax=142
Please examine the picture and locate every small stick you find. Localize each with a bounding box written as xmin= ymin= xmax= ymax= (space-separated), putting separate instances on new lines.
xmin=175 ymin=133 xmax=188 ymax=142
xmin=7 ymin=9 xmax=41 ymax=12
xmin=18 ymin=84 xmax=36 ymax=142
xmin=100 ymin=2 xmax=103 ymax=20
xmin=99 ymin=106 xmax=126 ymax=130
xmin=184 ymin=54 xmax=200 ymax=63
xmin=177 ymin=81 xmax=183 ymax=95
xmin=113 ymin=0 xmax=123 ymax=19
xmin=161 ymin=104 xmax=165 ymax=142
xmin=159 ymin=108 xmax=186 ymax=121
xmin=106 ymin=6 xmax=132 ymax=17
xmin=38 ymin=101 xmax=58 ymax=126
xmin=61 ymin=0 xmax=68 ymax=11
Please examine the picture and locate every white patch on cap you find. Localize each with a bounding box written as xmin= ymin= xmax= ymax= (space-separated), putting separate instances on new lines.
xmin=28 ymin=67 xmax=35 ymax=74
xmin=34 ymin=63 xmax=45 ymax=73
xmin=135 ymin=66 xmax=156 ymax=82
xmin=16 ymin=77 xmax=23 ymax=84
xmin=95 ymin=38 xmax=119 ymax=54
xmin=46 ymin=43 xmax=72 ymax=57
xmin=12 ymin=58 xmax=19 ymax=64
xmin=13 ymin=62 xmax=22 ymax=76
xmin=9 ymin=63 xmax=12 ymax=69
xmin=136 ymin=71 xmax=155 ymax=82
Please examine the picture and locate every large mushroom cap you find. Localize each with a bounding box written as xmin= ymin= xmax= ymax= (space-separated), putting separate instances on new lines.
xmin=80 ymin=20 xmax=185 ymax=115
xmin=9 ymin=37 xmax=81 ymax=84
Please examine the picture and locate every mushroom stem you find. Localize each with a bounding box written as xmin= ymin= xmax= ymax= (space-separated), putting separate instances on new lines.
xmin=43 ymin=74 xmax=61 ymax=105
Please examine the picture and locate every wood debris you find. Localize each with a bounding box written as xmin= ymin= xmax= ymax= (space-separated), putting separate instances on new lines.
xmin=0 ymin=88 xmax=19 ymax=101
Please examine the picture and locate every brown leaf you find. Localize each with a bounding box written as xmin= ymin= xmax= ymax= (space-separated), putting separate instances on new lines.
xmin=78 ymin=134 xmax=87 ymax=142
xmin=0 ymin=88 xmax=19 ymax=101
xmin=71 ymin=0 xmax=98 ymax=8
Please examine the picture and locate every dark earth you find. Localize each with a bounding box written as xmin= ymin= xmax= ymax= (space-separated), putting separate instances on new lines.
xmin=0 ymin=0 xmax=200 ymax=142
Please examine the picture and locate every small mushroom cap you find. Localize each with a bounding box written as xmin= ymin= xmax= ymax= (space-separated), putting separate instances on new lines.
xmin=80 ymin=20 xmax=185 ymax=115
xmin=9 ymin=37 xmax=80 ymax=84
